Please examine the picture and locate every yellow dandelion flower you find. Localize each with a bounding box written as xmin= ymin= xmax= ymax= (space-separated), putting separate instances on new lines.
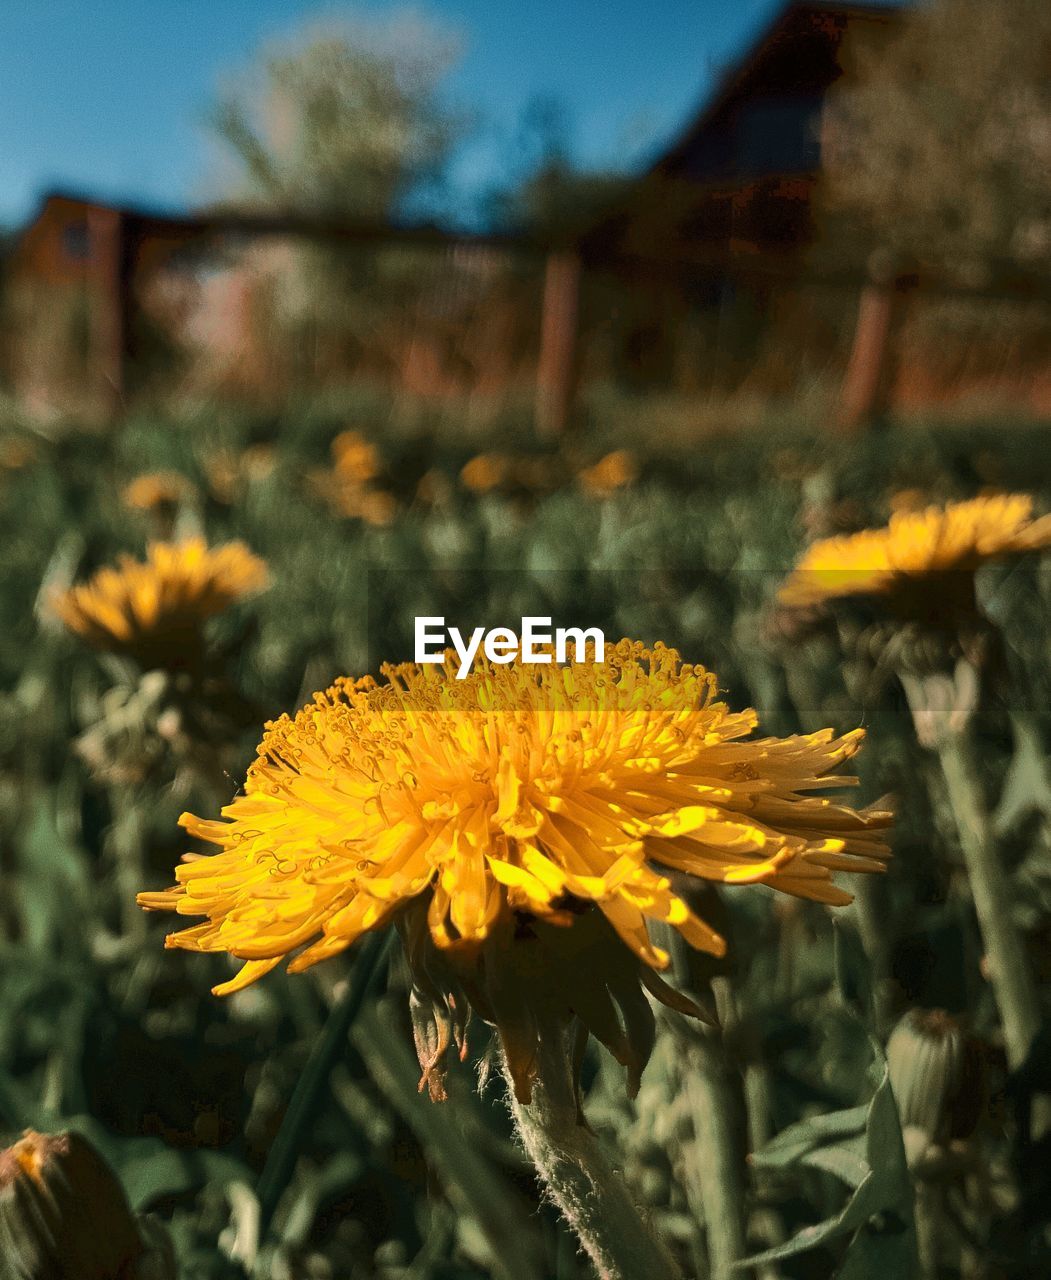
xmin=460 ymin=452 xmax=509 ymax=494
xmin=779 ymin=494 xmax=1051 ymax=611
xmin=122 ymin=471 xmax=195 ymax=512
xmin=139 ymin=640 xmax=890 ymax=1099
xmin=51 ymin=537 xmax=268 ymax=661
xmin=887 ymin=488 xmax=929 ymax=515
xmin=578 ymin=450 xmax=638 ymax=496
xmin=333 ymin=485 xmax=399 ymax=526
xmin=204 ymin=446 xmax=277 ymax=505
xmin=243 ymin=444 xmax=277 ymax=481
xmin=331 ymin=431 xmax=381 ymax=484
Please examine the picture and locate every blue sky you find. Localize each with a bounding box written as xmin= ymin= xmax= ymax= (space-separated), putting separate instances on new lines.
xmin=0 ymin=0 xmax=793 ymax=228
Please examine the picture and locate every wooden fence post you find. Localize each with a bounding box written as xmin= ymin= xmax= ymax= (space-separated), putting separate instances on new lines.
xmin=536 ymin=250 xmax=581 ymax=435
xmin=837 ymin=257 xmax=912 ymax=431
xmin=88 ymin=206 xmax=132 ymax=420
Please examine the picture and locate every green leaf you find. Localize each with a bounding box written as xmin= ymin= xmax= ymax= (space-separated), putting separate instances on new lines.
xmin=993 ymin=711 xmax=1051 ymax=836
xmin=15 ymin=788 xmax=91 ymax=953
xmin=749 ymin=1105 xmax=869 ymax=1170
xmin=738 ymin=1170 xmax=884 ymax=1267
xmin=63 ymin=1117 xmax=248 ymax=1210
xmin=737 ymin=941 xmax=918 ymax=1275
xmin=802 ymin=1138 xmax=870 ymax=1189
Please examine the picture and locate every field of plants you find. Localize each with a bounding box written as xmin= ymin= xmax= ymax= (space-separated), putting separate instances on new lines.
xmin=2 ymin=401 xmax=1051 ymax=1279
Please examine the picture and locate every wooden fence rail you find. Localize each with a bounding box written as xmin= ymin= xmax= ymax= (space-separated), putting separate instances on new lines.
xmin=18 ymin=194 xmax=1051 ymax=428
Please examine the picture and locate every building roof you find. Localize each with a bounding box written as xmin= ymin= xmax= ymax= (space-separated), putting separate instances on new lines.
xmin=650 ymin=0 xmax=902 ymax=178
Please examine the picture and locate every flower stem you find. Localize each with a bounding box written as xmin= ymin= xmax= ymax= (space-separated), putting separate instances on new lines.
xmin=502 ymin=1029 xmax=681 ymax=1280
xmin=256 ymin=931 xmax=390 ymax=1234
xmin=851 ymin=875 xmax=893 ymax=1032
xmin=914 ymin=1181 xmax=942 ymax=1280
xmin=936 ymin=731 xmax=1040 ymax=1070
xmin=680 ymin=1029 xmax=749 ymax=1280
xmin=110 ymin=786 xmax=146 ymax=945
xmin=352 ymin=1000 xmax=545 ymax=1280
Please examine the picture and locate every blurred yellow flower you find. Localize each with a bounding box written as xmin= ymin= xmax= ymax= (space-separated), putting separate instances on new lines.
xmin=307 ymin=432 xmax=395 ymax=523
xmin=349 ymin=488 xmax=399 ymax=527
xmin=459 ymin=453 xmax=560 ymax=497
xmin=243 ymin=444 xmax=277 ymax=481
xmin=204 ymin=452 xmax=238 ymax=505
xmin=52 ymin=537 xmax=268 ymax=658
xmin=779 ymin=494 xmax=1051 ymax=610
xmin=310 ymin=472 xmax=399 ymax=525
xmin=122 ymin=471 xmax=195 ymax=512
xmin=331 ymin=431 xmax=381 ymax=484
xmin=204 ymin=445 xmax=276 ymax=504
xmin=887 ymin=488 xmax=929 ymax=515
xmin=140 ymin=640 xmax=889 ymax=1094
xmin=460 ymin=452 xmax=509 ymax=494
xmin=578 ymin=450 xmax=638 ymax=496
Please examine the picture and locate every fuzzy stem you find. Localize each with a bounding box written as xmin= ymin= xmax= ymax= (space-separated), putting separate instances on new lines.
xmin=681 ymin=1032 xmax=750 ymax=1280
xmin=937 ymin=732 xmax=1039 ymax=1071
xmin=914 ymin=1181 xmax=942 ymax=1280
xmin=851 ymin=875 xmax=894 ymax=1032
xmin=502 ymin=1030 xmax=681 ymax=1280
xmin=708 ymin=983 xmax=780 ymax=1276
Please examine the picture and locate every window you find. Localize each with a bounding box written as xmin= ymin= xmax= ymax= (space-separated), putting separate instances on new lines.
xmin=733 ymin=95 xmax=823 ymax=176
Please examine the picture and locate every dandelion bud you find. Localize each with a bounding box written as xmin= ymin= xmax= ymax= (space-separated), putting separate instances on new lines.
xmin=887 ymin=1009 xmax=972 ymax=1167
xmin=0 ymin=1129 xmax=170 ymax=1279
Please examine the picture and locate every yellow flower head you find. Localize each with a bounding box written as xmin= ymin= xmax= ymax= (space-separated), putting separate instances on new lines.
xmin=331 ymin=431 xmax=381 ymax=485
xmin=460 ymin=453 xmax=509 ymax=494
xmin=140 ymin=640 xmax=890 ymax=1099
xmin=578 ymin=450 xmax=638 ymax=496
xmin=332 ymin=485 xmax=399 ymax=526
xmin=52 ymin=537 xmax=268 ymax=662
xmin=204 ymin=446 xmax=276 ymax=504
xmin=122 ymin=471 xmax=195 ymax=513
xmin=779 ymin=494 xmax=1051 ymax=611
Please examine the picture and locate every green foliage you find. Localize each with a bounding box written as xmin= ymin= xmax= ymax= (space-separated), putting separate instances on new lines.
xmin=740 ymin=933 xmax=917 ymax=1275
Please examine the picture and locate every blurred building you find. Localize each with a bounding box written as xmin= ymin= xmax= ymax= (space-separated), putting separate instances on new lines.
xmin=569 ymin=0 xmax=904 ymax=406
xmin=1 ymin=191 xmax=538 ymax=415
xmin=581 ymin=0 xmax=900 ymax=266
xmin=28 ymin=1 xmax=1035 ymax=426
